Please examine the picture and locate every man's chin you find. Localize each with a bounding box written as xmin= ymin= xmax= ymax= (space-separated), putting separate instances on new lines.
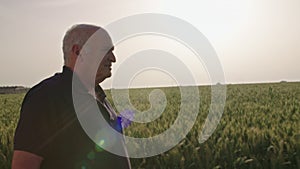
xmin=106 ymin=72 xmax=112 ymax=78
xmin=96 ymin=74 xmax=111 ymax=84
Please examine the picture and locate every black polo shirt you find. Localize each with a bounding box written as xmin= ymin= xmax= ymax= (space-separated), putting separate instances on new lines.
xmin=14 ymin=66 xmax=131 ymax=169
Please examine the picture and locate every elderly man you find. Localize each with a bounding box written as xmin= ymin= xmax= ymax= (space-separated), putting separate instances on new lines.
xmin=12 ymin=24 xmax=131 ymax=169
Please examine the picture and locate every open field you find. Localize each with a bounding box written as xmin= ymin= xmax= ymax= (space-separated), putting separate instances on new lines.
xmin=0 ymin=82 xmax=299 ymax=169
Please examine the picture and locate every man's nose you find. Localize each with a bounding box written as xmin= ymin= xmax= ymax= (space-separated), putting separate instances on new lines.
xmin=109 ymin=52 xmax=116 ymax=63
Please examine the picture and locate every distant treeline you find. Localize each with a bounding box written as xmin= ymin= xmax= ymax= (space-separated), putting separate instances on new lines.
xmin=0 ymin=81 xmax=294 ymax=94
xmin=0 ymin=86 xmax=29 ymax=94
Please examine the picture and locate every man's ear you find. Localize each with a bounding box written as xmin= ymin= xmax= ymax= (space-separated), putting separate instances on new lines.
xmin=72 ymin=44 xmax=81 ymax=56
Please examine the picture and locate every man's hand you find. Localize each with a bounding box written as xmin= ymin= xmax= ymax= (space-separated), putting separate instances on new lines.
xmin=118 ymin=110 xmax=135 ymax=129
xmin=12 ymin=150 xmax=43 ymax=169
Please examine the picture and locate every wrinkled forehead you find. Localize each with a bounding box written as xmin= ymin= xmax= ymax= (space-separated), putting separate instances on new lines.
xmin=85 ymin=28 xmax=113 ymax=52
xmin=80 ymin=27 xmax=113 ymax=62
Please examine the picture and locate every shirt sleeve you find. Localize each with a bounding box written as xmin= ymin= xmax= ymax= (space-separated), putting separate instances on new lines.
xmin=14 ymin=89 xmax=55 ymax=157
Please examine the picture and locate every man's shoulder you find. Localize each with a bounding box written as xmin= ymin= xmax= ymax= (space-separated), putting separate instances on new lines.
xmin=25 ymin=72 xmax=68 ymax=100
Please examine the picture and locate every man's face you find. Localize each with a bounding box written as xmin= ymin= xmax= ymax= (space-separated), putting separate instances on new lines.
xmin=95 ymin=47 xmax=116 ymax=84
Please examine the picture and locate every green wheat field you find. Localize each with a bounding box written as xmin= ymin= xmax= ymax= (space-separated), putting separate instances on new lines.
xmin=0 ymin=82 xmax=299 ymax=169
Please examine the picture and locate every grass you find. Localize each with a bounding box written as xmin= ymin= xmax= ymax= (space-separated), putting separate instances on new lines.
xmin=0 ymin=82 xmax=299 ymax=168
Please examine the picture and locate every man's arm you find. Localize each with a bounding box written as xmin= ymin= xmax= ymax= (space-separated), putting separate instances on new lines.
xmin=12 ymin=150 xmax=43 ymax=169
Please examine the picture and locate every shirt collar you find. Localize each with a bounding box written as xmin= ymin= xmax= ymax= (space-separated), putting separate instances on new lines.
xmin=95 ymin=85 xmax=106 ymax=102
xmin=62 ymin=66 xmax=106 ymax=102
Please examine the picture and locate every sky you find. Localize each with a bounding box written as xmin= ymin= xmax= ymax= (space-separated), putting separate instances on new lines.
xmin=0 ymin=0 xmax=299 ymax=88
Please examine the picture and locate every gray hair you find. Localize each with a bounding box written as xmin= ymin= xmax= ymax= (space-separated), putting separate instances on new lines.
xmin=62 ymin=24 xmax=100 ymax=65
